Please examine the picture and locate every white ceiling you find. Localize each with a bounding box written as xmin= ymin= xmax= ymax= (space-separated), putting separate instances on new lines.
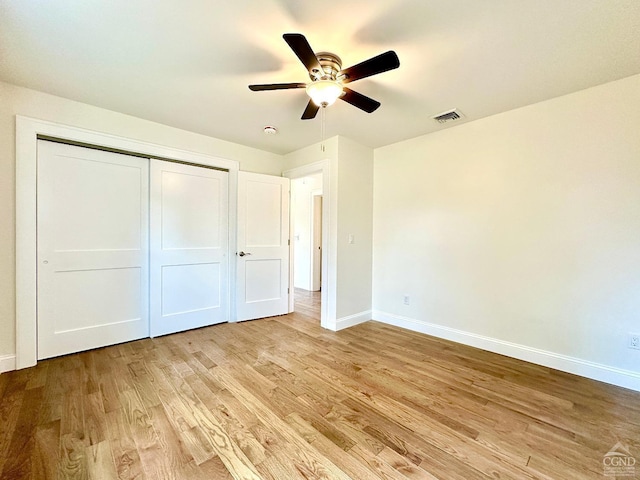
xmin=1 ymin=1 xmax=639 ymax=155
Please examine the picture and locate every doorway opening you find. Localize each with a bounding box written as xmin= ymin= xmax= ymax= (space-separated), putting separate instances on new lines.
xmin=291 ymin=174 xmax=323 ymax=322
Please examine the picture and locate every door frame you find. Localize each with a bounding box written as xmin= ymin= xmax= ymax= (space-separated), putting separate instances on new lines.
xmin=283 ymin=160 xmax=335 ymax=330
xmin=16 ymin=116 xmax=239 ymax=369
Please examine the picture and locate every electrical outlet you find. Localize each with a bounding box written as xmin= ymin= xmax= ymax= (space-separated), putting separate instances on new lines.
xmin=629 ymin=333 xmax=640 ymax=350
xmin=403 ymin=295 xmax=410 ymax=306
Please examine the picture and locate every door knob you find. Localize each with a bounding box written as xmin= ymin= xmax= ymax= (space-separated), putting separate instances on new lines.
xmin=238 ymin=251 xmax=252 ymax=257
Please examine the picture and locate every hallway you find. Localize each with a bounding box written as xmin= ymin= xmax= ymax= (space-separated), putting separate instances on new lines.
xmin=293 ymin=288 xmax=320 ymax=322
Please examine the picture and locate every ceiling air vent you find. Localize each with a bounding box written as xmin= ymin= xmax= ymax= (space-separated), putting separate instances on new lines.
xmin=432 ymin=108 xmax=464 ymax=124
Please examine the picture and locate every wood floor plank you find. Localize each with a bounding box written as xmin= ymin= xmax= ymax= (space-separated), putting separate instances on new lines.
xmin=197 ymin=455 xmax=235 ymax=479
xmin=25 ymin=361 xmax=49 ymax=390
xmin=58 ymin=388 xmax=89 ymax=479
xmin=189 ymin=400 xmax=263 ymax=479
xmin=340 ymin=398 xmax=489 ymax=480
xmin=31 ymin=420 xmax=60 ymax=480
xmin=301 ymin=355 xmax=543 ymax=478
xmin=83 ymin=391 xmax=108 ymax=447
xmin=1 ymin=294 xmax=639 ymax=479
xmin=309 ymin=345 xmax=488 ymax=439
xmin=191 ymin=376 xmax=267 ymax=466
xmin=129 ymin=360 xmax=163 ymax=409
xmin=86 ymin=440 xmax=119 ymax=480
xmin=348 ymin=443 xmax=417 ymax=480
xmin=163 ymin=368 xmax=262 ymax=479
xmin=211 ymin=367 xmax=354 ymax=480
xmin=149 ymin=404 xmax=194 ymax=468
xmin=216 ymin=388 xmax=261 ymax=430
xmin=0 ymin=388 xmax=24 ymax=475
xmin=99 ymin=375 xmax=122 ymax=415
xmin=148 ymin=363 xmax=215 ymax=465
xmin=284 ymin=412 xmax=392 ymax=480
xmin=105 ymin=408 xmax=147 ymax=480
xmin=119 ymin=387 xmax=176 ymax=479
xmin=323 ymin=403 xmax=387 ymax=456
xmin=1 ymin=386 xmax=44 ymax=479
xmin=377 ymin=446 xmax=439 ymax=480
xmin=255 ymin=448 xmax=307 ymax=480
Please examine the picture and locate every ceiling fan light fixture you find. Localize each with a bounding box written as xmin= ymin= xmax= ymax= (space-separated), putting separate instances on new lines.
xmin=306 ymin=80 xmax=343 ymax=107
xmin=248 ymin=34 xmax=400 ymax=120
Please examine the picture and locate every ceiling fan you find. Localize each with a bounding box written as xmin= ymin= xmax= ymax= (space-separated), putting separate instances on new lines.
xmin=249 ymin=33 xmax=400 ymax=120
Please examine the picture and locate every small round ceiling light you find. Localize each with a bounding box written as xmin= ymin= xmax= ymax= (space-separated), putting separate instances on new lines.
xmin=263 ymin=126 xmax=278 ymax=135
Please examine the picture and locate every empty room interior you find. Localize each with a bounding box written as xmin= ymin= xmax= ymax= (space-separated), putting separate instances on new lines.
xmin=1 ymin=1 xmax=640 ymax=479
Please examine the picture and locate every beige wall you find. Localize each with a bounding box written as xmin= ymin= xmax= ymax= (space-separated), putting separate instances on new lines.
xmin=0 ymin=81 xmax=284 ymax=359
xmin=373 ymin=74 xmax=640 ymax=382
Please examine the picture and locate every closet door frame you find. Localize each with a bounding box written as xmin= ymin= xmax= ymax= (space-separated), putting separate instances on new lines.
xmin=15 ymin=116 xmax=239 ymax=369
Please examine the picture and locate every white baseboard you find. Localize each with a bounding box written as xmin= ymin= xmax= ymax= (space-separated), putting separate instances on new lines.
xmin=372 ymin=310 xmax=640 ymax=393
xmin=336 ymin=310 xmax=372 ymax=331
xmin=0 ymin=354 xmax=16 ymax=374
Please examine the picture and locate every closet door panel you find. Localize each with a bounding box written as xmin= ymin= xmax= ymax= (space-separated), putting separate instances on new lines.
xmin=150 ymin=160 xmax=229 ymax=337
xmin=37 ymin=140 xmax=149 ymax=359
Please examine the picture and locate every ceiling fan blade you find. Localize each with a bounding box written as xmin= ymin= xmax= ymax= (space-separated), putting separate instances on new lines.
xmin=249 ymin=82 xmax=306 ymax=91
xmin=339 ymin=51 xmax=400 ymax=84
xmin=301 ymin=99 xmax=320 ymax=120
xmin=340 ymin=87 xmax=381 ymax=113
xmin=283 ymin=33 xmax=323 ymax=76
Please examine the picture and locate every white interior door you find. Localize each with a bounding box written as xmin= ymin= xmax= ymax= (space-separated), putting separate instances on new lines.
xmin=37 ymin=141 xmax=149 ymax=359
xmin=236 ymin=172 xmax=290 ymax=321
xmin=150 ymin=160 xmax=229 ymax=337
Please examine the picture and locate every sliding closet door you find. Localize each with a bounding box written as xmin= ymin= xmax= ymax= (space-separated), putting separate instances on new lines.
xmin=37 ymin=141 xmax=149 ymax=359
xmin=150 ymin=160 xmax=229 ymax=337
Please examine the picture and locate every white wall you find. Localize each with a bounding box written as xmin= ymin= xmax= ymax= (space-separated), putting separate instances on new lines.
xmin=335 ymin=137 xmax=374 ymax=325
xmin=282 ymin=138 xmax=338 ymax=171
xmin=292 ymin=174 xmax=322 ymax=290
xmin=0 ymin=81 xmax=284 ymax=365
xmin=373 ymin=74 xmax=640 ymax=390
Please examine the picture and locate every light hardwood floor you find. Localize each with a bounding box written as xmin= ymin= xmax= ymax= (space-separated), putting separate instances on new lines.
xmin=294 ymin=288 xmax=321 ymax=321
xmin=1 ymin=309 xmax=639 ymax=479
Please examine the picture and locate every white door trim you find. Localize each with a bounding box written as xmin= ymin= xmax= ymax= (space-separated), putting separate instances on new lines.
xmin=16 ymin=115 xmax=239 ymax=369
xmin=283 ymin=160 xmax=336 ymax=330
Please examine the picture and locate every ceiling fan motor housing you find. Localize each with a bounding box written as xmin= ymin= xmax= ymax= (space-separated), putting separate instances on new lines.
xmin=311 ymin=52 xmax=342 ymax=81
